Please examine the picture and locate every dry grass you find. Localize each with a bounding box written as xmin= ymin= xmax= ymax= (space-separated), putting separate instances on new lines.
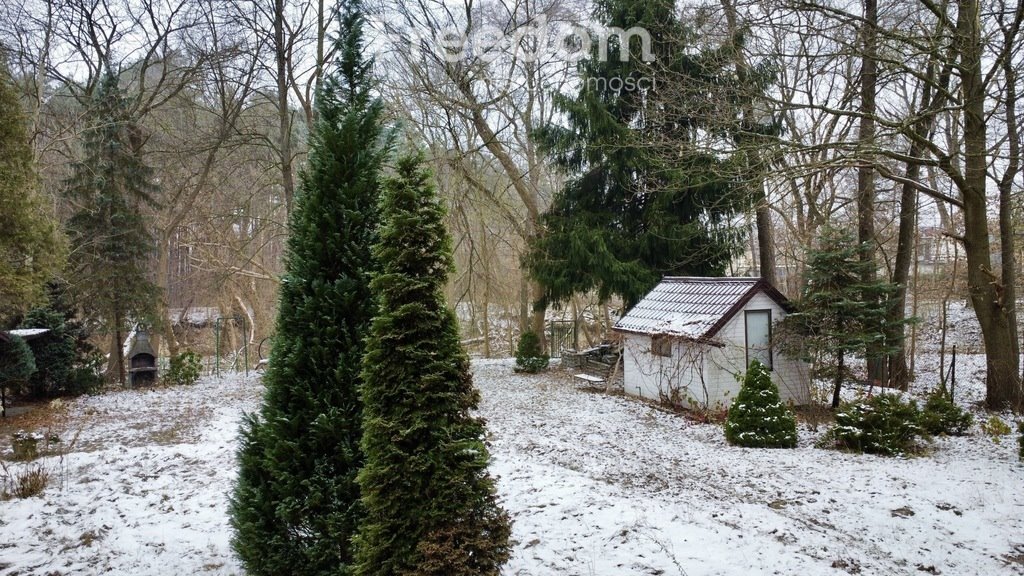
xmin=0 ymin=461 xmax=50 ymax=500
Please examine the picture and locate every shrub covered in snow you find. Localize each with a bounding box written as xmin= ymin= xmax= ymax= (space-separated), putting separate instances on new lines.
xmin=918 ymin=388 xmax=973 ymax=436
xmin=514 ymin=330 xmax=549 ymax=374
xmin=166 ymin=350 xmax=202 ymax=386
xmin=829 ymin=394 xmax=922 ymax=456
xmin=724 ymin=360 xmax=797 ymax=448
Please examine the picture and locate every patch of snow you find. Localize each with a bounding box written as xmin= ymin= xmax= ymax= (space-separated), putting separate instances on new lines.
xmin=0 ymin=357 xmax=1021 ymax=576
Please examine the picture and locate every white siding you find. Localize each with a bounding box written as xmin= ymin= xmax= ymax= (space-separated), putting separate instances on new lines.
xmin=621 ymin=291 xmax=810 ymax=410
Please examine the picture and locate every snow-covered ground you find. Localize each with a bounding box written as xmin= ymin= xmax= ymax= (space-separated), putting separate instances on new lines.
xmin=1 ymin=356 xmax=1022 ymax=575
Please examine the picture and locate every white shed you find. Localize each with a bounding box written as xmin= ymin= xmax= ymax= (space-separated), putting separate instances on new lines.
xmin=613 ymin=277 xmax=810 ymax=410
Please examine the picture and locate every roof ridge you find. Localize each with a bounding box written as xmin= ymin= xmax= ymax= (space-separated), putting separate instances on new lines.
xmin=662 ymin=276 xmax=761 ymax=282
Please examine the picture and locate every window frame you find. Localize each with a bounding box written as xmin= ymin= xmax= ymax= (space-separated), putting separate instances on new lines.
xmin=651 ymin=335 xmax=673 ymax=358
xmin=744 ymin=308 xmax=773 ymax=370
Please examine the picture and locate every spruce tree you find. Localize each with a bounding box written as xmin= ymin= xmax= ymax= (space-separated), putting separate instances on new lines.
xmin=0 ymin=53 xmax=62 ymax=322
xmin=724 ymin=360 xmax=798 ymax=448
xmin=526 ymin=0 xmax=749 ymax=308
xmin=64 ymin=70 xmax=160 ymax=385
xmin=355 ymin=151 xmax=511 ymax=576
xmin=780 ymin=226 xmax=904 ymax=408
xmin=229 ymin=2 xmax=390 ymax=574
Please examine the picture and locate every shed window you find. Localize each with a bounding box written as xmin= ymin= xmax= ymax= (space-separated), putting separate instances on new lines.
xmin=652 ymin=335 xmax=672 ymax=357
xmin=744 ymin=309 xmax=773 ymax=370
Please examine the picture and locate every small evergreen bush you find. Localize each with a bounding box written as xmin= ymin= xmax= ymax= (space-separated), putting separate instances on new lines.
xmin=166 ymin=350 xmax=202 ymax=386
xmin=919 ymin=388 xmax=973 ymax=436
xmin=830 ymin=394 xmax=922 ymax=455
xmin=514 ymin=330 xmax=549 ymax=373
xmin=67 ymin=350 xmax=104 ymax=395
xmin=980 ymin=415 xmax=1012 ymax=442
xmin=724 ymin=360 xmax=798 ymax=448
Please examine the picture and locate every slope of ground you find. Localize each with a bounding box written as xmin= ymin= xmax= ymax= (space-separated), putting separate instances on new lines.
xmin=0 ymin=356 xmax=1021 ymax=576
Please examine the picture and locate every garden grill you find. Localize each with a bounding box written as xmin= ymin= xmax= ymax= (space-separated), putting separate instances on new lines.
xmin=127 ymin=330 xmax=157 ymax=386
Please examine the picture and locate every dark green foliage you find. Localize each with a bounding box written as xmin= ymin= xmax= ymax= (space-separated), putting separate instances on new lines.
xmin=18 ymin=307 xmax=75 ymax=398
xmin=526 ymin=0 xmax=748 ymax=308
xmin=919 ymin=388 xmax=973 ymax=436
xmin=780 ymin=226 xmax=906 ymax=407
xmin=514 ymin=330 xmax=549 ymax=373
xmin=26 ymin=281 xmax=103 ymax=396
xmin=355 ymin=151 xmax=511 ymax=576
xmin=229 ymin=3 xmax=391 ymax=574
xmin=166 ymin=350 xmax=202 ymax=386
xmin=0 ymin=335 xmax=37 ymax=416
xmin=0 ymin=54 xmax=63 ymax=321
xmin=0 ymin=335 xmax=36 ymax=386
xmin=64 ymin=70 xmax=160 ymax=384
xmin=724 ymin=360 xmax=798 ymax=448
xmin=829 ymin=394 xmax=922 ymax=456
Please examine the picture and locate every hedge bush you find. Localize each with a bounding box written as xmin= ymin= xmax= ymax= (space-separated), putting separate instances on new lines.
xmin=166 ymin=350 xmax=202 ymax=386
xmin=830 ymin=394 xmax=922 ymax=456
xmin=918 ymin=388 xmax=973 ymax=436
xmin=514 ymin=330 xmax=549 ymax=373
xmin=724 ymin=360 xmax=798 ymax=448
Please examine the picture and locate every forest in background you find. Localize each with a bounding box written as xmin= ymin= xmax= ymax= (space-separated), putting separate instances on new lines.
xmin=1 ymin=0 xmax=1022 ymax=409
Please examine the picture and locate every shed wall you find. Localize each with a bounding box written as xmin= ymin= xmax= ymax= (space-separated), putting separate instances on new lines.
xmin=621 ymin=291 xmax=810 ymax=409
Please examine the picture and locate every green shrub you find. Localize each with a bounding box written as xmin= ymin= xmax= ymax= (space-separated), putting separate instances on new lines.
xmin=514 ymin=330 xmax=549 ymax=373
xmin=0 ymin=335 xmax=37 ymax=389
xmin=67 ymin=350 xmax=104 ymax=395
xmin=981 ymin=415 xmax=1012 ymax=442
xmin=919 ymin=388 xmax=973 ymax=436
xmin=166 ymin=350 xmax=202 ymax=386
xmin=724 ymin=360 xmax=797 ymax=448
xmin=829 ymin=394 xmax=922 ymax=456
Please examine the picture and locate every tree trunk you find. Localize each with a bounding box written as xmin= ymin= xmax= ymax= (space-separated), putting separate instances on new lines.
xmin=996 ymin=26 xmax=1022 ymax=410
xmin=755 ymin=202 xmax=776 ymax=286
xmin=832 ymin=351 xmax=844 ymax=409
xmin=275 ymin=0 xmax=296 ymax=213
xmin=722 ymin=0 xmax=776 ymax=286
xmin=957 ymin=0 xmax=1020 ymax=410
xmin=858 ymin=0 xmax=883 ymax=385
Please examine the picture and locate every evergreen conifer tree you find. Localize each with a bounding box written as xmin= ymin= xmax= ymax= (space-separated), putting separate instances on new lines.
xmin=724 ymin=360 xmax=798 ymax=448
xmin=355 ymin=151 xmax=511 ymax=576
xmin=780 ymin=226 xmax=904 ymax=407
xmin=0 ymin=335 xmax=36 ymax=417
xmin=229 ymin=2 xmax=390 ymax=574
xmin=0 ymin=53 xmax=62 ymax=322
xmin=64 ymin=70 xmax=160 ymax=385
xmin=526 ymin=0 xmax=749 ymax=308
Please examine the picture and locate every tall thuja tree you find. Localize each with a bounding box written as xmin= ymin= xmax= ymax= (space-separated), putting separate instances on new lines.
xmin=526 ymin=0 xmax=748 ymax=308
xmin=0 ymin=52 xmax=62 ymax=322
xmin=229 ymin=2 xmax=390 ymax=574
xmin=64 ymin=70 xmax=160 ymax=385
xmin=355 ymin=151 xmax=511 ymax=576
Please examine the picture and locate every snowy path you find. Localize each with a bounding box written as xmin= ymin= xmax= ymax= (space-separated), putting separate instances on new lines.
xmin=1 ymin=359 xmax=1022 ymax=575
